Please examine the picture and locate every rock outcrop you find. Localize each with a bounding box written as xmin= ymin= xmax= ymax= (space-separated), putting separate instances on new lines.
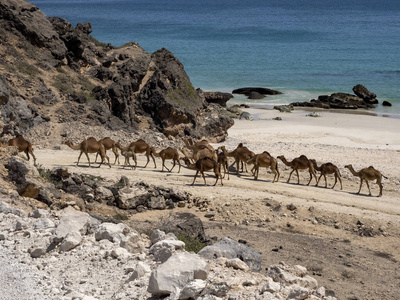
xmin=0 ymin=0 xmax=233 ymax=142
xmin=291 ymin=85 xmax=380 ymax=110
xmin=232 ymin=87 xmax=282 ymax=99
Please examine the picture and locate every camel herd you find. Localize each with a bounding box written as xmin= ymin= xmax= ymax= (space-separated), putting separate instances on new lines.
xmin=0 ymin=135 xmax=388 ymax=197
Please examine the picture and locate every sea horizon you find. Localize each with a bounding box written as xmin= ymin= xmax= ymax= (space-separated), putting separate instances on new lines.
xmin=30 ymin=0 xmax=400 ymax=115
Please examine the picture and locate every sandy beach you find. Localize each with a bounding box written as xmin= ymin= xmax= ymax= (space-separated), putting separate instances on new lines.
xmin=32 ymin=107 xmax=400 ymax=299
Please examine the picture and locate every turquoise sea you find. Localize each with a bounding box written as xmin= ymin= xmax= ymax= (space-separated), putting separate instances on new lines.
xmin=31 ymin=0 xmax=400 ymax=115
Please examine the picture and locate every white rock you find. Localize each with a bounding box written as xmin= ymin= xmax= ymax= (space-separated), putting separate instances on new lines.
xmin=261 ymin=281 xmax=281 ymax=293
xmin=60 ymin=232 xmax=82 ymax=252
xmin=111 ymin=247 xmax=130 ymax=259
xmin=148 ymin=252 xmax=208 ymax=296
xmin=149 ymin=239 xmax=185 ymax=262
xmin=34 ymin=218 xmax=55 ymax=230
xmin=150 ymin=229 xmax=166 ymax=245
xmin=95 ymin=222 xmax=127 ymax=242
xmin=31 ymin=208 xmax=49 ymax=218
xmin=54 ymin=207 xmax=94 ymax=242
xmin=180 ymin=279 xmax=206 ymax=299
xmin=128 ymin=262 xmax=151 ymax=281
xmin=226 ymin=258 xmax=249 ymax=271
xmin=287 ymin=286 xmax=309 ymax=300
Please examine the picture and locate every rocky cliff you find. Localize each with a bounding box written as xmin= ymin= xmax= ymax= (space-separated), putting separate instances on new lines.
xmin=0 ymin=0 xmax=233 ymax=142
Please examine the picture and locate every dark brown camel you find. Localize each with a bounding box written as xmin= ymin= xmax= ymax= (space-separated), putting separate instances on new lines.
xmin=182 ymin=157 xmax=223 ymax=186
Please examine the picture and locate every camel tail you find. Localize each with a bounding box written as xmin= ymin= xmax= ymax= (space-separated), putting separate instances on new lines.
xmin=382 ymin=174 xmax=388 ymax=180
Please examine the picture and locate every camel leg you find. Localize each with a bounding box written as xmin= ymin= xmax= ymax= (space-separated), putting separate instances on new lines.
xmin=95 ymin=152 xmax=99 ymax=163
xmin=235 ymin=158 xmax=240 ymax=175
xmin=151 ymin=154 xmax=157 ymax=168
xmin=162 ymin=159 xmax=171 ymax=172
xmin=365 ymin=180 xmax=372 ymax=196
xmin=316 ymin=174 xmax=323 ymax=187
xmin=191 ymin=170 xmax=200 ymax=186
xmin=170 ymin=160 xmax=176 ymax=172
xmin=84 ymin=152 xmax=91 ymax=167
xmin=332 ymin=175 xmax=337 ymax=189
xmin=338 ymin=173 xmax=343 ymax=190
xmin=201 ymin=171 xmax=207 ymax=186
xmin=226 ymin=162 xmax=230 ymax=180
xmin=112 ymin=147 xmax=119 ymax=165
xmin=323 ymin=174 xmax=328 ymax=188
xmin=287 ymin=169 xmax=295 ymax=183
xmin=177 ymin=160 xmax=181 ymax=173
xmin=254 ymin=165 xmax=259 ymax=180
xmin=296 ymin=169 xmax=300 ymax=184
xmin=377 ymin=178 xmax=383 ymax=197
xmin=357 ymin=179 xmax=363 ymax=194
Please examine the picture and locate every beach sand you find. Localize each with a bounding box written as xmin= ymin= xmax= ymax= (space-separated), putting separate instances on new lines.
xmin=33 ymin=107 xmax=400 ymax=299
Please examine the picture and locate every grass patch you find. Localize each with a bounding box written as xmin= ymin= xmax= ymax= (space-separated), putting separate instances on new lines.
xmin=113 ymin=213 xmax=129 ymax=221
xmin=15 ymin=60 xmax=42 ymax=78
xmin=175 ymin=233 xmax=206 ymax=253
xmin=36 ymin=165 xmax=57 ymax=184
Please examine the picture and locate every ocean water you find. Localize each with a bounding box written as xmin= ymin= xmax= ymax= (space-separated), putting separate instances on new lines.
xmin=31 ymin=0 xmax=400 ymax=115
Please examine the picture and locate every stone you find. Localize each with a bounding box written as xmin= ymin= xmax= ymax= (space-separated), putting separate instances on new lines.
xmin=30 ymin=247 xmax=46 ymax=258
xmin=149 ymin=239 xmax=186 ymax=262
xmin=239 ymin=112 xmax=253 ymax=121
xmin=128 ymin=262 xmax=151 ymax=281
xmin=226 ymin=258 xmax=249 ymax=271
xmin=120 ymin=232 xmax=146 ymax=254
xmin=110 ymin=247 xmax=130 ymax=259
xmin=287 ymin=286 xmax=309 ymax=300
xmin=180 ymin=279 xmax=206 ymax=299
xmin=95 ymin=222 xmax=128 ymax=243
xmin=34 ymin=218 xmax=55 ymax=230
xmin=160 ymin=212 xmax=207 ymax=243
xmin=148 ymin=252 xmax=208 ymax=296
xmin=31 ymin=209 xmax=49 ymax=218
xmin=198 ymin=237 xmax=262 ymax=271
xmin=59 ymin=232 xmax=82 ymax=252
xmin=261 ymin=281 xmax=281 ymax=294
xmin=150 ymin=229 xmax=166 ymax=245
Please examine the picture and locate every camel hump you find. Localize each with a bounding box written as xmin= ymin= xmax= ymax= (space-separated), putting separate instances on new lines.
xmin=262 ymin=151 xmax=271 ymax=156
xmin=299 ymin=154 xmax=308 ymax=159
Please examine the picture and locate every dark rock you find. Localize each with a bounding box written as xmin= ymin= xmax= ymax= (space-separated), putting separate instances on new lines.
xmin=160 ymin=212 xmax=207 ymax=243
xmin=232 ymin=87 xmax=282 ymax=96
xmin=274 ymin=105 xmax=293 ymax=113
xmin=382 ymin=101 xmax=392 ymax=107
xmin=198 ymin=237 xmax=262 ymax=271
xmin=352 ymin=84 xmax=377 ymax=103
xmin=292 ymin=92 xmax=376 ymax=110
xmin=0 ymin=75 xmax=10 ymax=105
xmin=202 ymin=90 xmax=233 ymax=107
xmin=248 ymin=91 xmax=265 ymax=99
xmin=239 ymin=112 xmax=253 ymax=120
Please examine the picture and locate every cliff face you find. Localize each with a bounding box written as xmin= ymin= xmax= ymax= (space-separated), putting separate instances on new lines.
xmin=0 ymin=0 xmax=233 ymax=142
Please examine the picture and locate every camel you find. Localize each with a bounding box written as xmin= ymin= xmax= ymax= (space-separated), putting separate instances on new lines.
xmin=120 ymin=149 xmax=137 ymax=169
xmin=117 ymin=139 xmax=156 ymax=168
xmin=180 ymin=146 xmax=217 ymax=163
xmin=224 ymin=143 xmax=255 ymax=175
xmin=63 ymin=137 xmax=111 ymax=168
xmin=310 ymin=159 xmax=342 ymax=189
xmin=250 ymin=151 xmax=280 ymax=182
xmin=182 ymin=137 xmax=215 ymax=153
xmin=182 ymin=157 xmax=223 ymax=186
xmin=344 ymin=164 xmax=386 ymax=197
xmin=216 ymin=146 xmax=230 ymax=180
xmin=277 ymin=155 xmax=317 ymax=185
xmin=0 ymin=135 xmax=36 ymax=165
xmin=95 ymin=137 xmax=120 ymax=165
xmin=152 ymin=147 xmax=181 ymax=173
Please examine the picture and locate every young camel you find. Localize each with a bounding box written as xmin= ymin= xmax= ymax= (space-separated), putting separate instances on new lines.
xmin=224 ymin=143 xmax=255 ymax=175
xmin=216 ymin=146 xmax=230 ymax=180
xmin=63 ymin=137 xmax=111 ymax=168
xmin=117 ymin=139 xmax=156 ymax=169
xmin=0 ymin=135 xmax=36 ymax=165
xmin=152 ymin=147 xmax=181 ymax=173
xmin=251 ymin=151 xmax=280 ymax=182
xmin=120 ymin=149 xmax=137 ymax=169
xmin=310 ymin=159 xmax=342 ymax=190
xmin=345 ymin=164 xmax=386 ymax=197
xmin=95 ymin=137 xmax=120 ymax=165
xmin=182 ymin=157 xmax=223 ymax=186
xmin=277 ymin=155 xmax=317 ymax=185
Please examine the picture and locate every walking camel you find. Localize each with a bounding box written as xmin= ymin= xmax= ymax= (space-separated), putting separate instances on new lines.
xmin=120 ymin=149 xmax=137 ymax=169
xmin=0 ymin=135 xmax=36 ymax=165
xmin=63 ymin=137 xmax=111 ymax=168
xmin=277 ymin=155 xmax=317 ymax=185
xmin=152 ymin=147 xmax=181 ymax=172
xmin=225 ymin=143 xmax=255 ymax=175
xmin=344 ymin=164 xmax=386 ymax=197
xmin=216 ymin=146 xmax=230 ymax=180
xmin=180 ymin=146 xmax=217 ymax=163
xmin=250 ymin=151 xmax=280 ymax=182
xmin=310 ymin=159 xmax=342 ymax=189
xmin=95 ymin=137 xmax=120 ymax=165
xmin=182 ymin=157 xmax=223 ymax=186
xmin=117 ymin=139 xmax=156 ymax=169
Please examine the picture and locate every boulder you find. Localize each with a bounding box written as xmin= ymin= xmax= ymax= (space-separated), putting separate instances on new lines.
xmin=382 ymin=100 xmax=392 ymax=107
xmin=160 ymin=212 xmax=207 ymax=243
xmin=149 ymin=239 xmax=186 ymax=262
xmin=239 ymin=112 xmax=253 ymax=120
xmin=232 ymin=87 xmax=282 ymax=97
xmin=202 ymin=91 xmax=233 ymax=107
xmin=198 ymin=237 xmax=262 ymax=271
xmin=94 ymin=222 xmax=128 ymax=243
xmin=59 ymin=232 xmax=82 ymax=252
xmin=352 ymin=84 xmax=377 ymax=102
xmin=148 ymin=252 xmax=208 ymax=296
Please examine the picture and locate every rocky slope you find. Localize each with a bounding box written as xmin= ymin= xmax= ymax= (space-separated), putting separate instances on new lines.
xmin=0 ymin=0 xmax=233 ymax=143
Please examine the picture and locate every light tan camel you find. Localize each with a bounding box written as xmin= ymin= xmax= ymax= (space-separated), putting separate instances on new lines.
xmin=310 ymin=159 xmax=342 ymax=190
xmin=225 ymin=143 xmax=255 ymax=175
xmin=152 ymin=147 xmax=181 ymax=173
xmin=95 ymin=137 xmax=120 ymax=165
xmin=344 ymin=164 xmax=386 ymax=197
xmin=180 ymin=146 xmax=217 ymax=162
xmin=277 ymin=155 xmax=317 ymax=185
xmin=64 ymin=137 xmax=111 ymax=168
xmin=182 ymin=137 xmax=215 ymax=153
xmin=216 ymin=146 xmax=230 ymax=180
xmin=120 ymin=149 xmax=137 ymax=169
xmin=182 ymin=157 xmax=223 ymax=186
xmin=0 ymin=135 xmax=36 ymax=165
xmin=117 ymin=139 xmax=156 ymax=168
xmin=251 ymin=151 xmax=280 ymax=182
